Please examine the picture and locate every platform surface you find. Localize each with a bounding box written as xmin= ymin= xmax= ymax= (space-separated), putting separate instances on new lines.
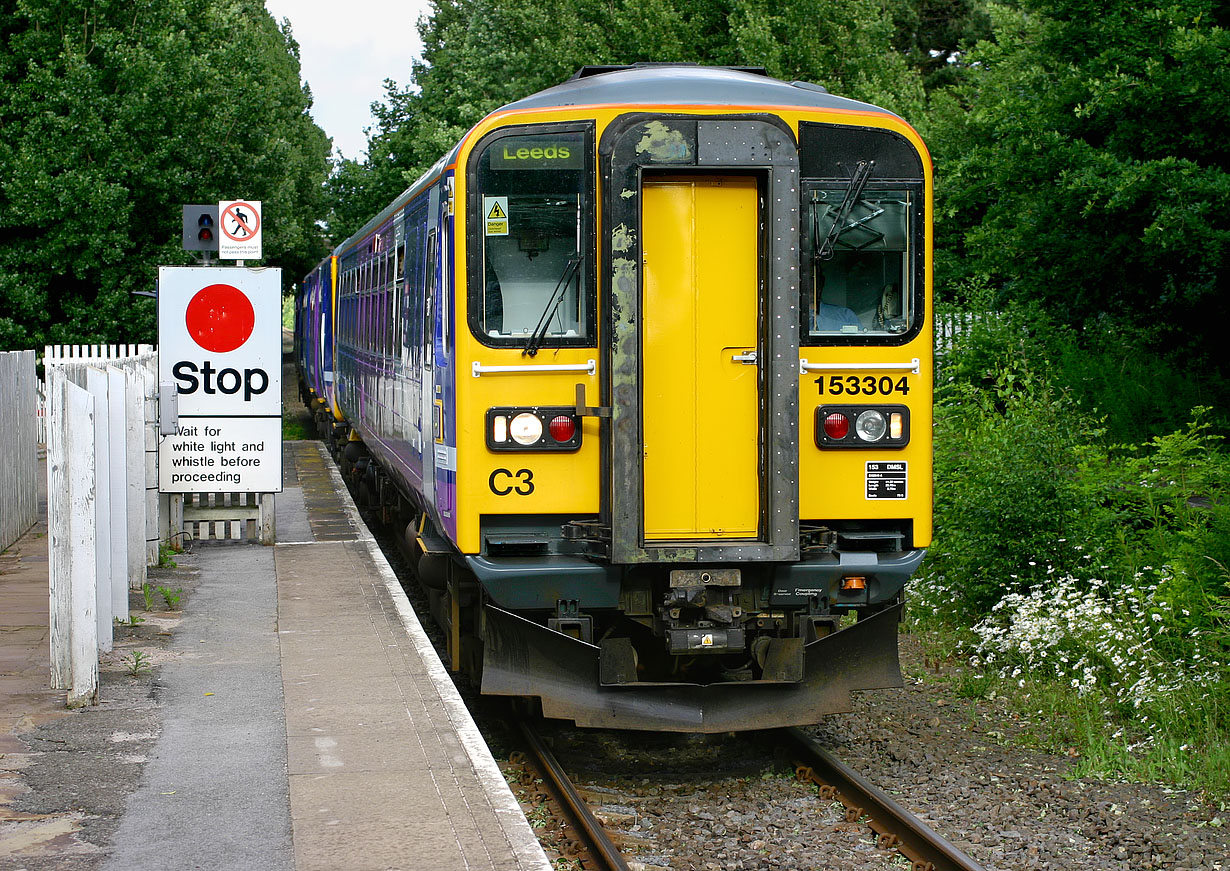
xmin=0 ymin=441 xmax=550 ymax=871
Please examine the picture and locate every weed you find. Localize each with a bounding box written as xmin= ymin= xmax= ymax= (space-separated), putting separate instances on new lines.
xmin=157 ymin=545 xmax=178 ymax=569
xmin=916 ymin=317 xmax=1230 ymax=797
xmin=141 ymin=583 xmax=156 ymax=611
xmin=115 ymin=614 xmax=145 ymax=626
xmin=525 ymin=800 xmax=552 ymax=829
xmin=158 ymin=586 xmax=183 ymax=610
xmin=954 ymin=669 xmax=995 ymax=700
xmin=125 ymin=650 xmax=151 ymax=676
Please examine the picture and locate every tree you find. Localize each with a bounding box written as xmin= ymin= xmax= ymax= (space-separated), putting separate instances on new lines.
xmin=926 ymin=0 xmax=1230 ymax=359
xmin=324 ymin=0 xmax=927 ymax=241
xmin=0 ymin=0 xmax=331 ymax=349
xmin=882 ymin=0 xmax=993 ymax=90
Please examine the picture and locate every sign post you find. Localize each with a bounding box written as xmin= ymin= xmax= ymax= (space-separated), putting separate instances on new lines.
xmin=157 ymin=267 xmax=282 ymax=496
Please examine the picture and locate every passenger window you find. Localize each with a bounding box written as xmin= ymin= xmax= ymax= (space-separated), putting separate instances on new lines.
xmin=802 ymin=188 xmax=913 ymax=341
xmin=472 ymin=130 xmax=592 ymax=346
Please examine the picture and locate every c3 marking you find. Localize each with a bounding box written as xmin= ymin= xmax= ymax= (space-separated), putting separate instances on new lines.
xmin=489 ymin=468 xmax=535 ymax=496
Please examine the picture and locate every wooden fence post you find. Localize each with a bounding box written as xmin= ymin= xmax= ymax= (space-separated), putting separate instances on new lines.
xmin=106 ymin=366 xmax=130 ymax=620
xmin=124 ymin=367 xmax=146 ymax=591
xmin=47 ymin=370 xmax=72 ymax=690
xmin=84 ymin=368 xmax=113 ymax=654
xmin=144 ymin=366 xmax=161 ymax=567
xmin=67 ymin=377 xmax=99 ymax=708
xmin=48 ymin=377 xmax=100 ymax=707
xmin=0 ymin=350 xmax=37 ymax=551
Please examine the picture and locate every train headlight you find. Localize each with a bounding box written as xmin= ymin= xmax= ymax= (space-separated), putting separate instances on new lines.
xmin=815 ymin=405 xmax=910 ymax=449
xmin=855 ymin=410 xmax=887 ymax=442
xmin=487 ymin=407 xmax=582 ymax=452
xmin=509 ymin=412 xmax=543 ymax=446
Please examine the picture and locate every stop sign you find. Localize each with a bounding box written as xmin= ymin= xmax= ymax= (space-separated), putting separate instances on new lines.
xmin=157 ymin=266 xmax=282 ymax=494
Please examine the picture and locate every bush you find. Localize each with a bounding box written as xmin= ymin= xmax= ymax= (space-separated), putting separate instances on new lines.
xmin=914 ymin=354 xmax=1230 ymax=792
xmin=926 ymin=348 xmax=1095 ymax=616
xmin=1051 ymin=331 xmax=1230 ymax=445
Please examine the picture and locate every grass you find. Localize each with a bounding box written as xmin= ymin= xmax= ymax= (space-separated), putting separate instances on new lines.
xmin=917 ymin=316 xmax=1230 ymax=799
xmin=998 ymin=677 xmax=1230 ymax=798
xmin=282 ymin=415 xmax=309 ymax=440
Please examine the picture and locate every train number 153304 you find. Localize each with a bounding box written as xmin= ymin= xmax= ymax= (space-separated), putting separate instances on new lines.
xmin=816 ymin=375 xmax=911 ymax=397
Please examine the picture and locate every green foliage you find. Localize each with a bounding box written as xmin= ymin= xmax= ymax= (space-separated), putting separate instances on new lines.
xmin=282 ymin=415 xmax=309 ymax=441
xmin=925 ymin=0 xmax=1230 ymax=366
xmin=156 ymin=545 xmax=178 ymax=569
xmin=882 ymin=0 xmax=994 ymax=90
xmin=919 ymin=315 xmax=1230 ymax=793
xmin=1048 ymin=331 xmax=1230 ymax=444
xmin=927 ymin=306 xmax=1097 ymax=614
xmin=0 ymin=0 xmax=331 ymax=350
xmin=125 ymin=650 xmax=151 ymax=676
xmin=927 ymin=378 xmax=1090 ymax=614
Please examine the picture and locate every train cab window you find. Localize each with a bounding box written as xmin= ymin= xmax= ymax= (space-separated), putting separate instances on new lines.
xmin=470 ymin=128 xmax=594 ymax=348
xmin=802 ymin=188 xmax=915 ymax=342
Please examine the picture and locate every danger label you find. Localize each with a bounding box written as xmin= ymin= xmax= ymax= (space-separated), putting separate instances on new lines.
xmin=484 ymin=196 xmax=509 ymax=236
xmin=866 ymin=461 xmax=907 ymax=500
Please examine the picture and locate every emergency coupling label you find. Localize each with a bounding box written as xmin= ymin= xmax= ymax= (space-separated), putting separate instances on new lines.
xmin=866 ymin=461 xmax=907 ymax=500
xmin=158 ymin=266 xmax=282 ymax=493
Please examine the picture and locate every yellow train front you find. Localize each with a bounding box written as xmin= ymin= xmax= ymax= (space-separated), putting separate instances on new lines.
xmin=328 ymin=65 xmax=933 ymax=732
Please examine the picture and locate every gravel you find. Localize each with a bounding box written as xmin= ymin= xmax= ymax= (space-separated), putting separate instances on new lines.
xmin=494 ymin=633 xmax=1230 ymax=871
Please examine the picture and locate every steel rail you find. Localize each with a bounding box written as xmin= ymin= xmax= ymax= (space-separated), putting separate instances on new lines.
xmin=784 ymin=727 xmax=986 ymax=871
xmin=516 ymin=719 xmax=632 ymax=871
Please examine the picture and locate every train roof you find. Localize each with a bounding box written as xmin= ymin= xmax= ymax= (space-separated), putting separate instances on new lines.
xmin=497 ymin=64 xmax=895 ymax=118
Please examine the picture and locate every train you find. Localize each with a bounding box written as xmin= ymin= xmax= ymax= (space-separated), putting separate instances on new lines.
xmin=295 ymin=64 xmax=933 ymax=732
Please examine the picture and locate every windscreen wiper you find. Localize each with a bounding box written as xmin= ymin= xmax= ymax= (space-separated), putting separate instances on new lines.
xmin=523 ymin=255 xmax=584 ymax=357
xmin=815 ymin=159 xmax=875 ymax=261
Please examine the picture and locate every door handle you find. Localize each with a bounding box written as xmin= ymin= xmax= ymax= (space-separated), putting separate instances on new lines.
xmin=731 ymin=351 xmax=757 ymax=365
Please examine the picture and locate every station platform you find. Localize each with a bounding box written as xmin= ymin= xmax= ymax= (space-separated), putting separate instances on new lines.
xmin=0 ymin=441 xmax=550 ymax=871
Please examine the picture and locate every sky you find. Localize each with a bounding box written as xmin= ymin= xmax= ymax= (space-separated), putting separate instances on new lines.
xmin=263 ymin=1 xmax=433 ymax=161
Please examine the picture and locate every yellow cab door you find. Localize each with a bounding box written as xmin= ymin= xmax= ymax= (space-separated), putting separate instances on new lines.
xmin=640 ymin=174 xmax=761 ymax=540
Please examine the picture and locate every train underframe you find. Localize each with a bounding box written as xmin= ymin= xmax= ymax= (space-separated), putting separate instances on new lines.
xmin=305 ymin=390 xmax=920 ymax=732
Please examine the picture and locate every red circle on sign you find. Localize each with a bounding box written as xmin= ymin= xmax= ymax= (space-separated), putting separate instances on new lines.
xmin=185 ymin=284 xmax=255 ymax=353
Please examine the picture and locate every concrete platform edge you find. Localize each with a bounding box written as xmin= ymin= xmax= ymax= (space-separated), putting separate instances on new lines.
xmin=309 ymin=442 xmax=551 ymax=870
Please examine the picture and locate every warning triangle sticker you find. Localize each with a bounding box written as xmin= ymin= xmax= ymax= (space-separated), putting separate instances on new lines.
xmin=487 ymin=201 xmax=507 ymax=220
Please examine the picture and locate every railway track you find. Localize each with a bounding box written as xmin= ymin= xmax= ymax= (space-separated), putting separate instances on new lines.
xmin=513 ymin=717 xmax=632 ymax=871
xmin=510 ymin=716 xmax=986 ymax=871
xmin=783 ymin=727 xmax=985 ymax=871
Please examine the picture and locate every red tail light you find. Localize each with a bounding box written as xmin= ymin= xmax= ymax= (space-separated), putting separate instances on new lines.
xmin=823 ymin=412 xmax=850 ymax=440
xmin=548 ymin=415 xmax=576 ymax=442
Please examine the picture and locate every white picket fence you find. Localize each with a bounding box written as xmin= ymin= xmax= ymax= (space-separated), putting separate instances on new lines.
xmin=0 ymin=350 xmax=39 ymax=551
xmin=44 ymin=344 xmax=158 ymax=707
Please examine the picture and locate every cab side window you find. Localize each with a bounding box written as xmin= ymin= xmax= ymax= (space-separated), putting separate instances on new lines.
xmin=802 ymin=188 xmax=913 ymax=341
